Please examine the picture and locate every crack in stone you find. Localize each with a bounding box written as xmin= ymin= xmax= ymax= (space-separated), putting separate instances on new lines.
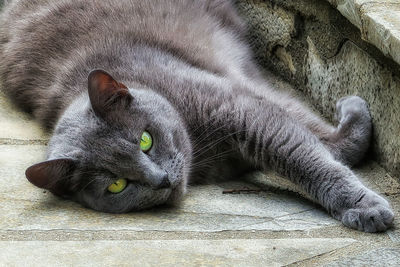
xmin=237 ymin=208 xmax=320 ymax=229
xmin=281 ymin=239 xmax=357 ymax=266
xmin=178 ymin=210 xmax=276 ymax=220
xmin=273 ymin=207 xmax=317 ymax=219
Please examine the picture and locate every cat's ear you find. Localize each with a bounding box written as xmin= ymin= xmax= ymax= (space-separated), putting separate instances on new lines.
xmin=25 ymin=158 xmax=76 ymax=197
xmin=88 ymin=69 xmax=133 ymax=119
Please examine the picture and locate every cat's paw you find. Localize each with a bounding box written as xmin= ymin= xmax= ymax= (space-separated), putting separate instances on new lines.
xmin=335 ymin=96 xmax=370 ymax=123
xmin=341 ymin=192 xmax=394 ymax=232
xmin=332 ymin=96 xmax=372 ymax=167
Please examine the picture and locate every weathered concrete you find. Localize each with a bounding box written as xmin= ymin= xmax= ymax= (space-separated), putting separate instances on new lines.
xmin=0 ymin=239 xmax=356 ymax=267
xmin=305 ymin=39 xmax=400 ymax=174
xmin=0 ymin=92 xmax=48 ymax=142
xmin=324 ymin=247 xmax=400 ymax=267
xmin=236 ymin=0 xmax=400 ymax=179
xmin=327 ymin=0 xmax=400 ymax=66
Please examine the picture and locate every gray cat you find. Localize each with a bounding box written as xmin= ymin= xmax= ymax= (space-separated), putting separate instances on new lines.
xmin=0 ymin=0 xmax=394 ymax=232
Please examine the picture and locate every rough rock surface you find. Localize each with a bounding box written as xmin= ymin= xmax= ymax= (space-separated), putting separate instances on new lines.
xmin=324 ymin=247 xmax=400 ymax=266
xmin=236 ymin=0 xmax=400 ymax=178
xmin=327 ymin=0 xmax=400 ymax=66
xmin=305 ymin=39 xmax=400 ymax=176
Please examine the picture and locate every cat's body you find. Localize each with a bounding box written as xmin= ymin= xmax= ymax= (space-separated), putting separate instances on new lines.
xmin=0 ymin=0 xmax=394 ymax=231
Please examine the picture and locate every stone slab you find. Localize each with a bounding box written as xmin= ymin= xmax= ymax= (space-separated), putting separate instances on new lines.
xmin=182 ymin=183 xmax=317 ymax=218
xmin=0 ymin=145 xmax=48 ymax=201
xmin=0 ymin=238 xmax=356 ymax=267
xmin=387 ymin=230 xmax=400 ymax=243
xmin=361 ymin=4 xmax=400 ymax=66
xmin=327 ymin=0 xmax=398 ymax=28
xmin=327 ymin=0 xmax=400 ymax=66
xmin=238 ymin=209 xmax=337 ymax=231
xmin=0 ymin=91 xmax=48 ymax=141
xmin=324 ymin=247 xmax=400 ymax=266
xmin=0 ymin=145 xmax=338 ymax=233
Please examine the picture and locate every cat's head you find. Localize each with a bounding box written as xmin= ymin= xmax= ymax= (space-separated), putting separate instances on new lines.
xmin=25 ymin=70 xmax=192 ymax=213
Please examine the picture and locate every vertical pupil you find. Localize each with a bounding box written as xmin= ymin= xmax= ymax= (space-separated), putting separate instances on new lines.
xmin=141 ymin=131 xmax=152 ymax=151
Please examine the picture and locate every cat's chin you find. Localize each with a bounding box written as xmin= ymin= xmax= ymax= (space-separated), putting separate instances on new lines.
xmin=165 ymin=180 xmax=187 ymax=206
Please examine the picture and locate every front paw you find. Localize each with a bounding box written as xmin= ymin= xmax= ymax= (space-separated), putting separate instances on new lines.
xmin=341 ymin=193 xmax=394 ymax=232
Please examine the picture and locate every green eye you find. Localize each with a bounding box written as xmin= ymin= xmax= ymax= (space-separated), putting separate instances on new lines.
xmin=140 ymin=131 xmax=153 ymax=152
xmin=107 ymin=178 xmax=127 ymax=194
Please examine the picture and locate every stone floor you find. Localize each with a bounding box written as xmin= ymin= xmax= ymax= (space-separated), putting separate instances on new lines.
xmin=1 ymin=73 xmax=400 ymax=266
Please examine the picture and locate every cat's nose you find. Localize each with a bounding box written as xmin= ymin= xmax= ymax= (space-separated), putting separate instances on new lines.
xmin=153 ymin=174 xmax=171 ymax=190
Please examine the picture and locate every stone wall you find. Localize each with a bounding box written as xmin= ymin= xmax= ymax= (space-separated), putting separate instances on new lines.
xmin=235 ymin=0 xmax=400 ymax=179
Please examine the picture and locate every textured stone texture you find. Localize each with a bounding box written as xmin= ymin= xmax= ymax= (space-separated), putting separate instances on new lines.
xmin=324 ymin=247 xmax=400 ymax=267
xmin=236 ymin=0 xmax=400 ymax=179
xmin=0 ymin=239 xmax=356 ymax=267
xmin=0 ymin=92 xmax=48 ymax=142
xmin=327 ymin=0 xmax=400 ymax=66
xmin=388 ymin=230 xmax=400 ymax=243
xmin=235 ymin=0 xmax=295 ymax=59
xmin=305 ymin=39 xmax=400 ymax=175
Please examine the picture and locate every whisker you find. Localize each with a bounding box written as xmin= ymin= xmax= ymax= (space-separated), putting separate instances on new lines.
xmin=191 ymin=149 xmax=236 ymax=170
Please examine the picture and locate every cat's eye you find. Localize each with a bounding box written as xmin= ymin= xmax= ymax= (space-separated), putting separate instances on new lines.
xmin=107 ymin=178 xmax=127 ymax=193
xmin=140 ymin=131 xmax=153 ymax=152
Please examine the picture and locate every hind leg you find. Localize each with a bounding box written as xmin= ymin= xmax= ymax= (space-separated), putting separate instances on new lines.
xmin=324 ymin=96 xmax=372 ymax=166
xmin=274 ymin=95 xmax=372 ymax=167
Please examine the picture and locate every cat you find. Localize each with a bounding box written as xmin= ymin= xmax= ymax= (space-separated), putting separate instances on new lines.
xmin=0 ymin=0 xmax=394 ymax=232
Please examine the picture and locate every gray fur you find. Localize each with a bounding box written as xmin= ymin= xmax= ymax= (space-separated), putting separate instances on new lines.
xmin=0 ymin=0 xmax=394 ymax=232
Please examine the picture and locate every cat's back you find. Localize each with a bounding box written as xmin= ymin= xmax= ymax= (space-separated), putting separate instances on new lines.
xmin=1 ymin=0 xmax=240 ymax=55
xmin=0 ymin=0 xmax=248 ymax=121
